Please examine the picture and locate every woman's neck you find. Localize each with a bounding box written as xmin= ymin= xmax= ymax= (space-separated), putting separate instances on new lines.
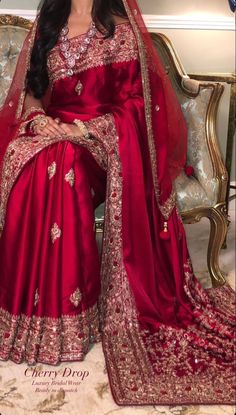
xmin=71 ymin=0 xmax=93 ymax=16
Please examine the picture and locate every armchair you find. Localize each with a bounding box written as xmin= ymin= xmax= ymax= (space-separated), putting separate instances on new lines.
xmin=152 ymin=33 xmax=228 ymax=287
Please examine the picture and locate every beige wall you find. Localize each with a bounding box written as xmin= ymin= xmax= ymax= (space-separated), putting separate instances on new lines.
xmin=2 ymin=0 xmax=232 ymax=15
xmin=138 ymin=0 xmax=233 ymax=16
xmin=0 ymin=0 xmax=39 ymax=8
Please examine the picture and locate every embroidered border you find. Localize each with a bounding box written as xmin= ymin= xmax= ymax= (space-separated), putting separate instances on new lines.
xmin=47 ymin=23 xmax=139 ymax=85
xmin=103 ymin=260 xmax=235 ymax=405
xmin=0 ymin=304 xmax=100 ymax=365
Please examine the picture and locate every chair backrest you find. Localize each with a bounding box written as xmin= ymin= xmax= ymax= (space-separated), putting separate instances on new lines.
xmin=151 ymin=33 xmax=227 ymax=205
xmin=0 ymin=15 xmax=31 ymax=107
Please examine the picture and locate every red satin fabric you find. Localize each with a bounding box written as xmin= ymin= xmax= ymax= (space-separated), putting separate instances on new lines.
xmin=0 ymin=141 xmax=106 ymax=317
xmin=0 ymin=56 xmax=192 ymax=327
xmin=0 ymin=56 xmax=232 ymax=327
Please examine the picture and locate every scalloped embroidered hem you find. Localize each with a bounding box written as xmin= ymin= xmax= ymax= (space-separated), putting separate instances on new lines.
xmin=0 ymin=304 xmax=101 ymax=365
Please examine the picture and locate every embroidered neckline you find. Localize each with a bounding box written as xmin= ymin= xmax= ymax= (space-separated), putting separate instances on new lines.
xmin=65 ymin=21 xmax=130 ymax=43
xmin=59 ymin=21 xmax=97 ymax=77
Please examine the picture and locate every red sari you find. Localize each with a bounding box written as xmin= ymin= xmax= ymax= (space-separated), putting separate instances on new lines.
xmin=0 ymin=14 xmax=235 ymax=406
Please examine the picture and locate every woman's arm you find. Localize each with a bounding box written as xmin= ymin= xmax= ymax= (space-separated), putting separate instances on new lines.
xmin=23 ymin=93 xmax=44 ymax=114
xmin=21 ymin=92 xmax=69 ymax=137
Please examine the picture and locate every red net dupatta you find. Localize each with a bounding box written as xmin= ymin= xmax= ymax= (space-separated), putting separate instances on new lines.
xmin=123 ymin=0 xmax=188 ymax=218
xmin=0 ymin=17 xmax=39 ymax=202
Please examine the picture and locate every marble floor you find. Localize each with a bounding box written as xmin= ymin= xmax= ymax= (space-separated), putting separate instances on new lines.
xmin=0 ymin=202 xmax=235 ymax=415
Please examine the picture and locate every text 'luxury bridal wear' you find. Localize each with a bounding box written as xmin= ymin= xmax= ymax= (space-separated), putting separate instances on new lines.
xmin=0 ymin=0 xmax=235 ymax=406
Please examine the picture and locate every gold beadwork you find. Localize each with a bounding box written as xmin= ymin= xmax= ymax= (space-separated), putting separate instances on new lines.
xmin=75 ymin=80 xmax=83 ymax=95
xmin=48 ymin=161 xmax=57 ymax=180
xmin=0 ymin=304 xmax=101 ymax=365
xmin=22 ymin=106 xmax=45 ymax=121
xmin=47 ymin=23 xmax=138 ymax=85
xmin=73 ymin=119 xmax=91 ymax=140
xmin=50 ymin=223 xmax=62 ymax=243
xmin=70 ymin=288 xmax=82 ymax=307
xmin=65 ymin=168 xmax=75 ymax=187
xmin=34 ymin=289 xmax=39 ymax=307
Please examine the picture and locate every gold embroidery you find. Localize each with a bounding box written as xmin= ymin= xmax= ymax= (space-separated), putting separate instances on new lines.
xmin=75 ymin=80 xmax=83 ymax=95
xmin=17 ymin=122 xmax=28 ymax=136
xmin=70 ymin=288 xmax=82 ymax=307
xmin=22 ymin=106 xmax=45 ymax=121
xmin=158 ymin=188 xmax=176 ymax=220
xmin=47 ymin=23 xmax=138 ymax=84
xmin=103 ymin=263 xmax=236 ymax=405
xmin=34 ymin=289 xmax=39 ymax=307
xmin=86 ymin=113 xmax=139 ymax=329
xmin=48 ymin=161 xmax=57 ymax=180
xmin=64 ymin=168 xmax=75 ymax=187
xmin=0 ymin=304 xmax=101 ymax=365
xmin=50 ymin=223 xmax=61 ymax=243
xmin=0 ymin=133 xmax=107 ymax=236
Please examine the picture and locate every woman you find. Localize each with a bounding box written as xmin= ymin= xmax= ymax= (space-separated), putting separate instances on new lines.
xmin=0 ymin=0 xmax=235 ymax=406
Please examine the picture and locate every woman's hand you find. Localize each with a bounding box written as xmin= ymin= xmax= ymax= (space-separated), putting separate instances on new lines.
xmin=32 ymin=116 xmax=68 ymax=137
xmin=32 ymin=117 xmax=83 ymax=138
xmin=55 ymin=123 xmax=83 ymax=138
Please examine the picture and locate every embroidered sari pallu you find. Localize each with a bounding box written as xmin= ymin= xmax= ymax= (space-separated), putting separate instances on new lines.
xmin=0 ymin=13 xmax=235 ymax=407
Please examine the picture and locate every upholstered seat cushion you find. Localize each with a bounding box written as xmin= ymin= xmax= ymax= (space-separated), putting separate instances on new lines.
xmin=175 ymin=171 xmax=212 ymax=212
xmin=0 ymin=26 xmax=28 ymax=107
xmin=176 ymin=82 xmax=219 ymax=210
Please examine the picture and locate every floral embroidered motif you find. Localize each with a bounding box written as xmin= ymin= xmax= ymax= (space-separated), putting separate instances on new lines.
xmin=48 ymin=161 xmax=57 ymax=180
xmin=47 ymin=23 xmax=139 ymax=84
xmin=65 ymin=168 xmax=75 ymax=187
xmin=50 ymin=223 xmax=61 ymax=243
xmin=0 ymin=304 xmax=101 ymax=365
xmin=75 ymin=80 xmax=83 ymax=95
xmin=34 ymin=289 xmax=39 ymax=307
xmin=70 ymin=288 xmax=82 ymax=307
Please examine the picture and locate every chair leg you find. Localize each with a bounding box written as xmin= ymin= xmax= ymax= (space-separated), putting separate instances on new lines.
xmin=182 ymin=205 xmax=228 ymax=288
xmin=207 ymin=206 xmax=228 ymax=287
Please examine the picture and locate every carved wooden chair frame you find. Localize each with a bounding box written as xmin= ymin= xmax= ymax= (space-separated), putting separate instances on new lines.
xmin=151 ymin=33 xmax=228 ymax=288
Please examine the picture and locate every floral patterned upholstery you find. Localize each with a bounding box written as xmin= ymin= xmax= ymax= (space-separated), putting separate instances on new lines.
xmin=0 ymin=22 xmax=222 ymax=214
xmin=0 ymin=25 xmax=28 ymax=107
xmin=176 ymin=84 xmax=219 ymax=211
